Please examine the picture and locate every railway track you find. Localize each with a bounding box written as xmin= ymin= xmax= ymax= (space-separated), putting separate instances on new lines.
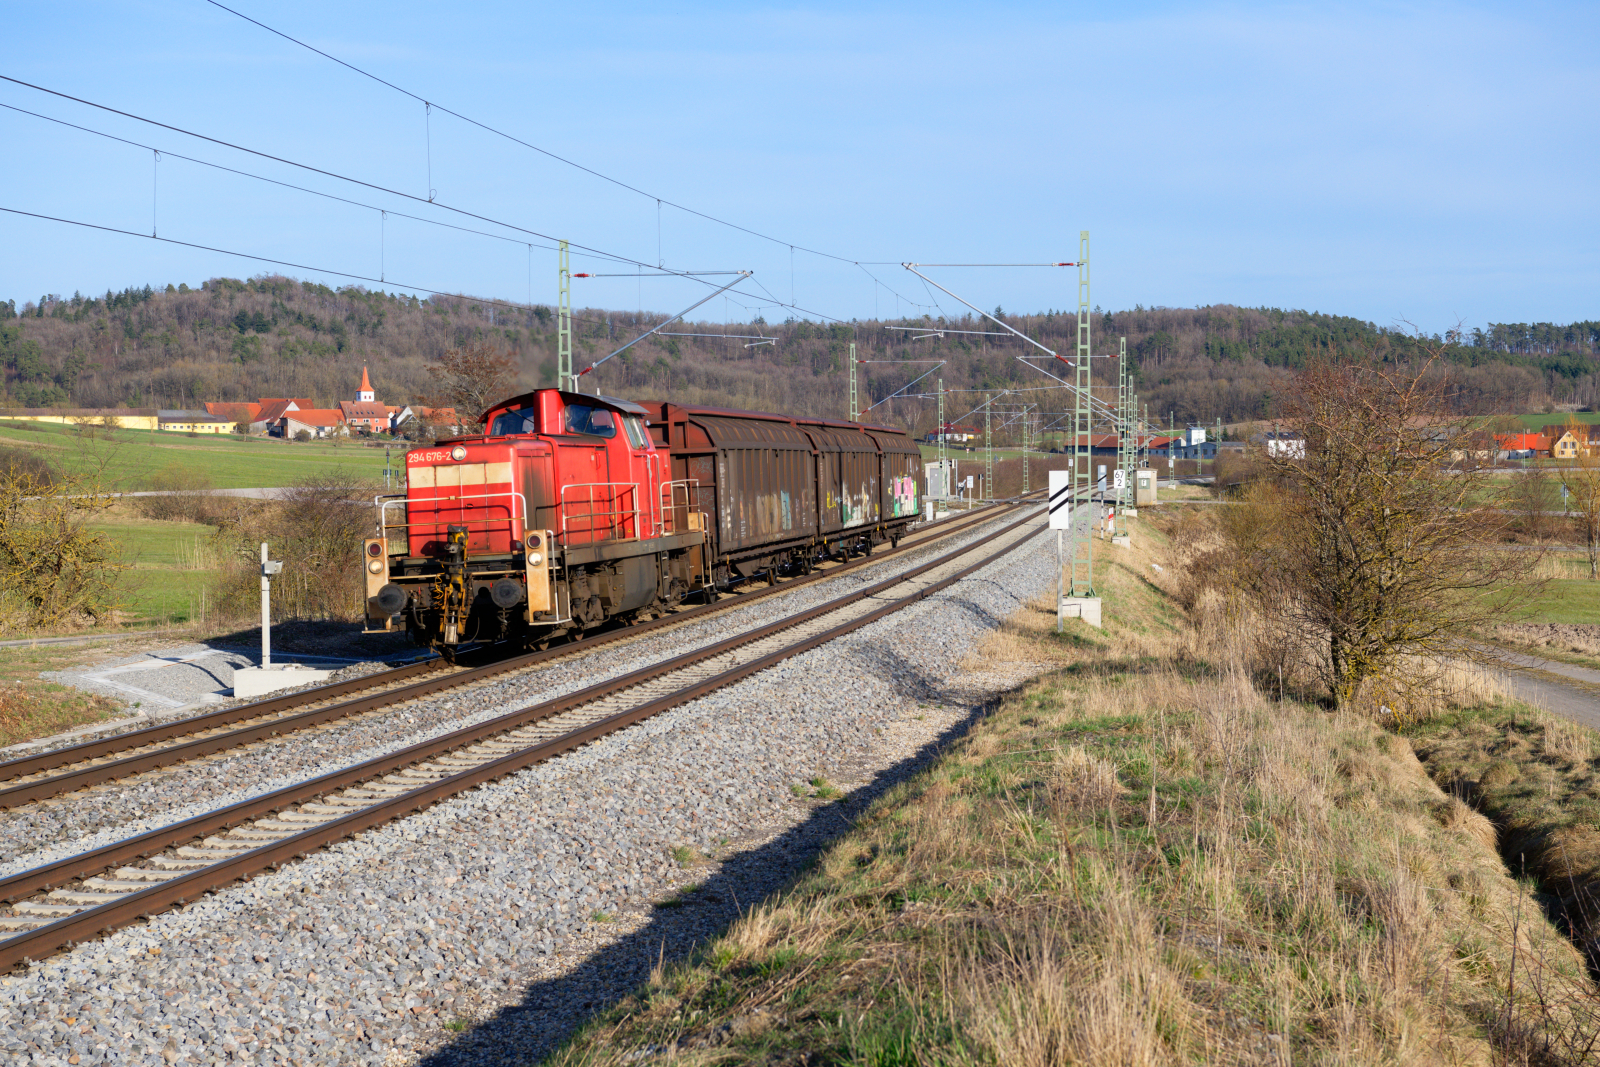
xmin=0 ymin=503 xmax=1046 ymax=968
xmin=0 ymin=497 xmax=1035 ymax=813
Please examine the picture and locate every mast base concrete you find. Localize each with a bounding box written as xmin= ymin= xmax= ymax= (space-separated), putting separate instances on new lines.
xmin=1058 ymin=596 xmax=1102 ymax=629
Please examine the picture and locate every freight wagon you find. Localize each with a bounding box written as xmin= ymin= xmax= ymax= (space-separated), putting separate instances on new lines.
xmin=364 ymin=389 xmax=922 ymax=653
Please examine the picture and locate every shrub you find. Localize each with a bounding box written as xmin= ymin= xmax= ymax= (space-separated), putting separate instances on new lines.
xmin=0 ymin=459 xmax=118 ymax=633
xmin=0 ymin=446 xmax=55 ymax=488
xmin=131 ymin=467 xmax=222 ymax=524
xmin=213 ymin=472 xmax=374 ymax=623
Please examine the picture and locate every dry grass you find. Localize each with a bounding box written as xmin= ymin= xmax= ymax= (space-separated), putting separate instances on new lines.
xmin=542 ymin=513 xmax=1600 ymax=1067
xmin=0 ymin=645 xmax=124 ymax=748
xmin=1414 ymin=702 xmax=1600 ymax=974
xmin=1493 ymin=623 xmax=1600 ymax=673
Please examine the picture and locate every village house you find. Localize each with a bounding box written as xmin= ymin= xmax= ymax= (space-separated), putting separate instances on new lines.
xmin=157 ymin=409 xmax=230 ymax=434
xmin=337 ymin=368 xmax=391 ymax=435
xmin=1250 ymin=430 xmax=1306 ymax=459
xmin=282 ymin=409 xmax=346 ymax=439
xmin=1494 ymin=432 xmax=1550 ymax=459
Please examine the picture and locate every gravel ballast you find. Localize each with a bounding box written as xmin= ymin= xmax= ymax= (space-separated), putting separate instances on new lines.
xmin=0 ymin=515 xmax=1054 ymax=1066
xmin=0 ymin=517 xmax=1013 ymax=874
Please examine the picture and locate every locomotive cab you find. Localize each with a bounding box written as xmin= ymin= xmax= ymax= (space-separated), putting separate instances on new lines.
xmin=365 ymin=389 xmax=709 ymax=652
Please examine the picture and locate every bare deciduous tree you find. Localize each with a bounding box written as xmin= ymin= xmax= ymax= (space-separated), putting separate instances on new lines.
xmin=1511 ymin=467 xmax=1556 ymax=541
xmin=1561 ymin=451 xmax=1600 ymax=579
xmin=1235 ymin=349 xmax=1537 ymax=710
xmin=425 ymin=340 xmax=518 ymax=430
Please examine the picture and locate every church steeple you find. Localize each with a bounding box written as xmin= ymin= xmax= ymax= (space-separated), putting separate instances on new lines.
xmin=356 ymin=365 xmax=375 ymax=403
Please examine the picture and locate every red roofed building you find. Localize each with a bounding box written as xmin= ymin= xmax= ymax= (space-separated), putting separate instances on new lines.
xmin=283 ymin=409 xmax=346 ymax=439
xmin=334 ymin=366 xmax=391 ymax=433
xmin=1495 ymin=432 xmax=1550 ymax=456
xmin=205 ymin=401 xmax=263 ymax=432
xmin=338 ymin=400 xmax=390 ymax=433
xmin=419 ymin=407 xmax=462 ymax=435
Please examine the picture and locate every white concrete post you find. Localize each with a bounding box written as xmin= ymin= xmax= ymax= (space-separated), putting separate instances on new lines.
xmin=260 ymin=542 xmax=271 ymax=668
xmin=1056 ymin=530 xmax=1064 ymax=634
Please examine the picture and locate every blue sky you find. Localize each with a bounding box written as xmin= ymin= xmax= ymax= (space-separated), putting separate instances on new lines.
xmin=2 ymin=1 xmax=1595 ymax=335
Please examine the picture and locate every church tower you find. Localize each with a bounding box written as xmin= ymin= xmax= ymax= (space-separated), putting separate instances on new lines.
xmin=356 ymin=366 xmax=376 ymax=403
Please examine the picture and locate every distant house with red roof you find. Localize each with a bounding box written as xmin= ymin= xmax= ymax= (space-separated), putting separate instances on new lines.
xmin=205 ymin=401 xmax=264 ymax=433
xmin=283 ymin=409 xmax=346 ymax=439
xmin=338 ymin=400 xmax=390 ymax=433
xmin=1495 ymin=432 xmax=1550 ymax=457
xmin=251 ymin=398 xmax=311 ymax=436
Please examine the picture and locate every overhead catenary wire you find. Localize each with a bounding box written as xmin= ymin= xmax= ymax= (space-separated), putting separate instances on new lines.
xmin=0 ymin=73 xmax=724 ymax=289
xmin=0 ymin=97 xmax=626 ymax=264
xmin=200 ymin=0 xmax=924 ymax=273
xmin=0 ymin=204 xmax=687 ymax=326
xmin=1 ymin=70 xmax=1097 ymax=387
xmin=199 ymin=0 xmax=995 ymax=322
xmin=3 ymin=75 xmax=874 ymax=340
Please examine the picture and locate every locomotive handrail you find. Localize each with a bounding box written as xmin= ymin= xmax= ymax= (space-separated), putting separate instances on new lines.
xmin=558 ymin=481 xmax=643 ymax=544
xmin=378 ymin=488 xmax=528 ymax=549
xmin=658 ymin=478 xmax=708 ymax=536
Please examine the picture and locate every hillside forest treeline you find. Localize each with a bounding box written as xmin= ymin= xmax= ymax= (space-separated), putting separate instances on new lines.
xmin=2 ymin=275 xmax=1597 ymax=434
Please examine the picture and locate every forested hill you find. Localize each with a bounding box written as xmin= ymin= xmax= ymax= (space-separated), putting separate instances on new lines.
xmin=1 ymin=276 xmax=1595 ymax=432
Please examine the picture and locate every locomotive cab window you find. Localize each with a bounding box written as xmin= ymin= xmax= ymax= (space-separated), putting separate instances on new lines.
xmin=622 ymin=415 xmax=649 ymax=450
xmin=565 ymin=404 xmax=616 ymax=438
xmin=490 ymin=406 xmax=538 ymax=436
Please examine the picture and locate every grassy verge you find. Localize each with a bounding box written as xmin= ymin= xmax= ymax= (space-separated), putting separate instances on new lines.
xmin=0 ymin=419 xmax=389 ymax=489
xmin=543 ymin=519 xmax=1596 ymax=1066
xmin=0 ymin=644 xmax=125 ymax=748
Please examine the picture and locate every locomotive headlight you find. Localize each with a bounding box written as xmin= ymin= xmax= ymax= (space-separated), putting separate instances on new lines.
xmin=450 ymin=445 xmax=467 ymax=461
xmin=526 ymin=552 xmax=542 ymax=566
xmin=367 ymin=559 xmax=384 ymax=574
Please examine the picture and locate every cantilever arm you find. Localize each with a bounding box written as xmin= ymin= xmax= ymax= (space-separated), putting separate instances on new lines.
xmin=902 ymin=264 xmax=1065 ymax=364
xmin=578 ymin=271 xmax=752 ymax=380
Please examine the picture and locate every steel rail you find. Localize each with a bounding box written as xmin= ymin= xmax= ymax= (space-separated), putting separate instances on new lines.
xmin=0 ymin=497 xmax=1031 ymax=809
xmin=0 ymin=508 xmax=1045 ymax=969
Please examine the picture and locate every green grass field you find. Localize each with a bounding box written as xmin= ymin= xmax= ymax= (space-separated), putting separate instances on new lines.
xmin=0 ymin=420 xmax=393 ymax=490
xmin=1519 ymin=574 xmax=1600 ymax=624
xmin=1519 ymin=412 xmax=1600 ymax=430
xmin=91 ymin=513 xmax=227 ymax=625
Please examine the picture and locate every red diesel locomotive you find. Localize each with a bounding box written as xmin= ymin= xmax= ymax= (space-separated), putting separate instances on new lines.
xmin=364 ymin=389 xmax=923 ymax=652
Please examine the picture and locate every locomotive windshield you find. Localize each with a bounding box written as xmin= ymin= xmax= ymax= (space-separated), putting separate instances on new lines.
xmin=565 ymin=404 xmax=616 ymax=438
xmin=489 ymin=406 xmax=538 ymax=436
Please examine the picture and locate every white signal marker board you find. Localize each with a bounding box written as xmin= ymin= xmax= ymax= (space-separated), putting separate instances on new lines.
xmin=1048 ymin=470 xmax=1072 ymax=530
xmin=1113 ymin=469 xmax=1126 ymax=490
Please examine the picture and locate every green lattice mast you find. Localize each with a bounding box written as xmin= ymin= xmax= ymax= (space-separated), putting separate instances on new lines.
xmin=848 ymin=342 xmax=859 ymax=422
xmin=984 ymin=393 xmax=993 ymax=500
xmin=1071 ymin=231 xmax=1094 ymax=596
xmin=1022 ymin=405 xmax=1031 ymax=495
xmin=557 ymin=239 xmax=573 ymax=391
xmin=1117 ymin=335 xmax=1130 ymax=506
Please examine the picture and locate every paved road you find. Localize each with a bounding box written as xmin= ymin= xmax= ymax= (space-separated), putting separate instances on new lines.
xmin=1491 ymin=648 xmax=1600 ymax=731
